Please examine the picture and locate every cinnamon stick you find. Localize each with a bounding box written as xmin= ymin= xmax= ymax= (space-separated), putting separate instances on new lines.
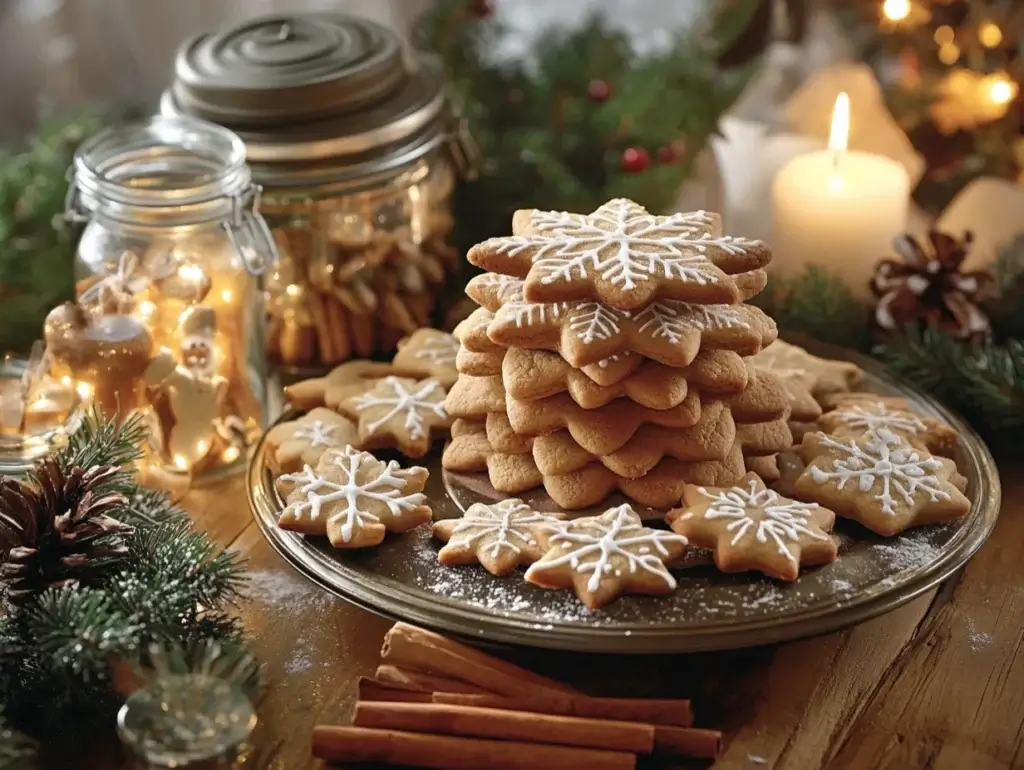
xmin=374 ymin=664 xmax=491 ymax=695
xmin=358 ymin=677 xmax=434 ymax=704
xmin=431 ymin=691 xmax=694 ymax=728
xmin=311 ymin=726 xmax=636 ymax=770
xmin=381 ymin=623 xmax=574 ymax=698
xmin=353 ymin=701 xmax=655 ymax=754
xmin=653 ymin=725 xmax=722 ymax=759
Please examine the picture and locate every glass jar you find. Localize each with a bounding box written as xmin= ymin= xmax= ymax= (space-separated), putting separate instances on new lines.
xmin=64 ymin=116 xmax=277 ymax=479
xmin=161 ymin=13 xmax=476 ymax=377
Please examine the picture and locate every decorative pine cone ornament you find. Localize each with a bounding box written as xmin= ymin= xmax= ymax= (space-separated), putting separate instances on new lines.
xmin=871 ymin=229 xmax=995 ymax=341
xmin=0 ymin=457 xmax=131 ymax=606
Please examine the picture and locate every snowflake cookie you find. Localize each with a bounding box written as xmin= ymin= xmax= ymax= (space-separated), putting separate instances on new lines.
xmin=667 ymin=472 xmax=837 ymax=581
xmin=466 ymin=198 xmax=771 ymax=310
xmin=391 ymin=328 xmax=460 ymax=387
xmin=482 ymin=275 xmax=776 ymax=368
xmin=751 ymin=340 xmax=863 ymax=401
xmin=264 ymin=407 xmax=359 ymax=474
xmin=338 ymin=376 xmax=451 ymax=458
xmin=433 ymin=499 xmax=565 ymax=576
xmin=284 ymin=360 xmax=396 ymax=411
xmin=525 ymin=504 xmax=689 ymax=608
xmin=275 ymin=446 xmax=432 ymax=548
xmin=794 ymin=428 xmax=970 ymax=536
xmin=817 ymin=394 xmax=957 ymax=453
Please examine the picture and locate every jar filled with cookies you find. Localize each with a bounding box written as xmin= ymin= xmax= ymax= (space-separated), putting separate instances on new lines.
xmin=65 ymin=115 xmax=277 ymax=479
xmin=160 ymin=12 xmax=477 ymax=376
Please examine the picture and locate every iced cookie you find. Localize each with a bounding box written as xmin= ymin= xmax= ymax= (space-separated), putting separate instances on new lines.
xmin=525 ymin=503 xmax=688 ymax=608
xmin=284 ymin=360 xmax=397 ymax=411
xmin=751 ymin=340 xmax=863 ymax=400
xmin=276 ymin=446 xmax=432 ymax=548
xmin=264 ymin=408 xmax=359 ymax=474
xmin=817 ymin=394 xmax=957 ymax=453
xmin=392 ymin=329 xmax=460 ymax=387
xmin=467 ymin=199 xmax=771 ymax=310
xmin=338 ymin=376 xmax=451 ymax=458
xmin=793 ymin=428 xmax=970 ymax=536
xmin=433 ymin=499 xmax=565 ymax=576
xmin=667 ymin=472 xmax=837 ymax=581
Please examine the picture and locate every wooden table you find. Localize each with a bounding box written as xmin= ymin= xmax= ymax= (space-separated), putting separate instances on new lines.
xmin=186 ymin=454 xmax=1024 ymax=770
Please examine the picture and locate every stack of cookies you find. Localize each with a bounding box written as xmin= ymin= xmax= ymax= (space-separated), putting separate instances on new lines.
xmin=443 ymin=198 xmax=793 ymax=510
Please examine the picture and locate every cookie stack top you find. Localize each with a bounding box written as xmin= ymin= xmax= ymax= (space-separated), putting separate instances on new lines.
xmin=445 ymin=198 xmax=790 ymax=511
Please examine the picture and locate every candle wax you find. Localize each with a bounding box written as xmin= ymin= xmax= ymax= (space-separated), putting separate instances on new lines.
xmin=771 ymin=149 xmax=910 ymax=298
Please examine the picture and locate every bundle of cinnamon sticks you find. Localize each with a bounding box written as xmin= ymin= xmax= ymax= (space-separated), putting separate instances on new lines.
xmin=312 ymin=623 xmax=722 ymax=769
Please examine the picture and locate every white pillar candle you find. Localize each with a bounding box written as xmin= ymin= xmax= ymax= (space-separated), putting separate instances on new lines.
xmin=771 ymin=93 xmax=910 ymax=298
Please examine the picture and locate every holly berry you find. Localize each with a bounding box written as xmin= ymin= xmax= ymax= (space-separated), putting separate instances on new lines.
xmin=587 ymin=79 xmax=611 ymax=103
xmin=621 ymin=147 xmax=650 ymax=173
xmin=657 ymin=140 xmax=687 ymax=164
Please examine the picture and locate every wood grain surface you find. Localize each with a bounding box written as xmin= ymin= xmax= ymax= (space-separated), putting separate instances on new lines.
xmin=175 ymin=455 xmax=1024 ymax=770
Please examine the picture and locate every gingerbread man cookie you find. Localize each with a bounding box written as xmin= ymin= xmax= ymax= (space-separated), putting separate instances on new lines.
xmin=264 ymin=408 xmax=359 ymax=474
xmin=668 ymin=472 xmax=837 ymax=581
xmin=276 ymin=446 xmax=432 ymax=548
xmin=433 ymin=499 xmax=565 ymax=576
xmin=339 ymin=376 xmax=451 ymax=458
xmin=525 ymin=503 xmax=688 ymax=608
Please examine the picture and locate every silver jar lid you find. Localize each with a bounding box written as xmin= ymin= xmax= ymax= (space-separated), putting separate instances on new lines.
xmin=161 ymin=13 xmax=471 ymax=186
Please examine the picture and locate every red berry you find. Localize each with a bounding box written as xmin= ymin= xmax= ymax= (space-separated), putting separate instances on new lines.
xmin=587 ymin=79 xmax=611 ymax=103
xmin=621 ymin=147 xmax=650 ymax=173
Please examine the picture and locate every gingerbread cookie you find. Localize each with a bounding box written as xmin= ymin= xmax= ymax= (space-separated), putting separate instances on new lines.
xmin=467 ymin=199 xmax=771 ymax=310
xmin=745 ymin=454 xmax=780 ymax=482
xmin=276 ymin=446 xmax=432 ymax=548
xmin=722 ymin=366 xmax=790 ymax=423
xmin=506 ymin=389 xmax=702 ymax=455
xmin=392 ymin=329 xmax=460 ymax=387
xmin=453 ymin=308 xmax=505 ymax=355
xmin=455 ymin=345 xmax=502 ymax=377
xmin=433 ymin=499 xmax=565 ymax=576
xmin=793 ymin=428 xmax=970 ymax=536
xmin=525 ymin=503 xmax=688 ymax=608
xmin=486 ymin=450 xmax=545 ymax=495
xmin=735 ymin=419 xmax=794 ymax=457
xmin=445 ymin=374 xmax=506 ymax=419
xmin=285 ymin=360 xmax=397 ymax=411
xmin=752 ymin=340 xmax=863 ymax=400
xmin=817 ymin=394 xmax=957 ymax=453
xmin=441 ymin=420 xmax=491 ymax=474
xmin=338 ymin=376 xmax=451 ymax=458
xmin=484 ymin=411 xmax=534 ymax=454
xmin=667 ymin=473 xmax=837 ymax=581
xmin=264 ymin=408 xmax=359 ymax=474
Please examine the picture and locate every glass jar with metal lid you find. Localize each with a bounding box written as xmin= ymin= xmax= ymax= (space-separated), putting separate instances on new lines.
xmin=160 ymin=13 xmax=477 ymax=376
xmin=64 ymin=115 xmax=276 ymax=480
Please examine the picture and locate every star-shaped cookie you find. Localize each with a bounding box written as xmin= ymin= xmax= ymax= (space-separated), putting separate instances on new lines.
xmin=751 ymin=340 xmax=863 ymax=400
xmin=817 ymin=394 xmax=957 ymax=453
xmin=338 ymin=376 xmax=451 ymax=458
xmin=667 ymin=472 xmax=837 ymax=581
xmin=793 ymin=428 xmax=970 ymax=536
xmin=284 ymin=361 xmax=396 ymax=411
xmin=392 ymin=328 xmax=460 ymax=387
xmin=275 ymin=446 xmax=432 ymax=548
xmin=467 ymin=199 xmax=771 ymax=310
xmin=433 ymin=499 xmax=565 ymax=576
xmin=525 ymin=504 xmax=689 ymax=608
xmin=264 ymin=407 xmax=359 ymax=473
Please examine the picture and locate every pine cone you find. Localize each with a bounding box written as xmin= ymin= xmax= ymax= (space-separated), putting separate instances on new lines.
xmin=0 ymin=457 xmax=132 ymax=606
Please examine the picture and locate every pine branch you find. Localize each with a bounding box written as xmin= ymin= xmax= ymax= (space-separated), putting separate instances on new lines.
xmin=59 ymin=410 xmax=147 ymax=474
xmin=0 ymin=707 xmax=37 ymax=770
xmin=120 ymin=488 xmax=189 ymax=529
xmin=131 ymin=638 xmax=262 ymax=701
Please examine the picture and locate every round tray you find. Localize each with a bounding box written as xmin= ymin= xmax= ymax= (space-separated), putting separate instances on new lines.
xmin=248 ymin=350 xmax=1001 ymax=653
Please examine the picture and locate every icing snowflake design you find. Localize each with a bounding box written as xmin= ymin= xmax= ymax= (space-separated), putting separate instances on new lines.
xmin=294 ymin=420 xmax=342 ymax=448
xmin=808 ymin=428 xmax=951 ymax=516
xmin=692 ymin=480 xmax=828 ymax=565
xmin=488 ymin=199 xmax=760 ymax=291
xmin=353 ymin=377 xmax=447 ymax=440
xmin=833 ymin=402 xmax=928 ymax=435
xmin=278 ymin=448 xmax=427 ymax=543
xmin=634 ymin=301 xmax=747 ymax=345
xmin=525 ymin=504 xmax=687 ymax=592
xmin=447 ymin=500 xmax=562 ymax=558
xmin=413 ymin=333 xmax=459 ymax=366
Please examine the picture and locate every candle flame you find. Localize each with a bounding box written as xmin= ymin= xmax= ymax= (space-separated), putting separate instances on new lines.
xmin=828 ymin=93 xmax=851 ymax=154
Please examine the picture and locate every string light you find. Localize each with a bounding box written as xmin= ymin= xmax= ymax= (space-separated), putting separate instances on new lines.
xmin=938 ymin=43 xmax=961 ymax=65
xmin=979 ymin=22 xmax=1002 ymax=49
xmin=882 ymin=0 xmax=911 ymax=22
xmin=985 ymin=72 xmax=1017 ymax=106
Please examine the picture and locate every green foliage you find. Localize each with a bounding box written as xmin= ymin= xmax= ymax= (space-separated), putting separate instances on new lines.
xmin=0 ymin=708 xmax=36 ymax=770
xmin=417 ymin=0 xmax=763 ymax=251
xmin=0 ymin=415 xmax=255 ymax=750
xmin=0 ymin=113 xmax=101 ymax=353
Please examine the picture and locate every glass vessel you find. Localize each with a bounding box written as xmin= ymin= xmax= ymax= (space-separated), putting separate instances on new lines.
xmin=65 ymin=116 xmax=277 ymax=478
xmin=161 ymin=13 xmax=476 ymax=376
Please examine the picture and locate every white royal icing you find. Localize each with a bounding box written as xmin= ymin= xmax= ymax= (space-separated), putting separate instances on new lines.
xmin=485 ymin=199 xmax=762 ymax=291
xmin=278 ymin=447 xmax=426 ymax=543
xmin=808 ymin=428 xmax=951 ymax=517
xmin=525 ymin=504 xmax=687 ymax=593
xmin=412 ymin=332 xmax=459 ymax=367
xmin=353 ymin=376 xmax=447 ymax=440
xmin=294 ymin=420 xmax=342 ymax=448
xmin=697 ymin=479 xmax=828 ymax=565
xmin=833 ymin=402 xmax=928 ymax=435
xmin=447 ymin=500 xmax=562 ymax=559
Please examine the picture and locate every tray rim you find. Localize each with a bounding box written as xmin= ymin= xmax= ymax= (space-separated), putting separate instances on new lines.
xmin=247 ymin=347 xmax=1002 ymax=653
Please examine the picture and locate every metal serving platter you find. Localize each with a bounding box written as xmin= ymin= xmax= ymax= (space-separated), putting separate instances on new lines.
xmin=247 ymin=350 xmax=1000 ymax=653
